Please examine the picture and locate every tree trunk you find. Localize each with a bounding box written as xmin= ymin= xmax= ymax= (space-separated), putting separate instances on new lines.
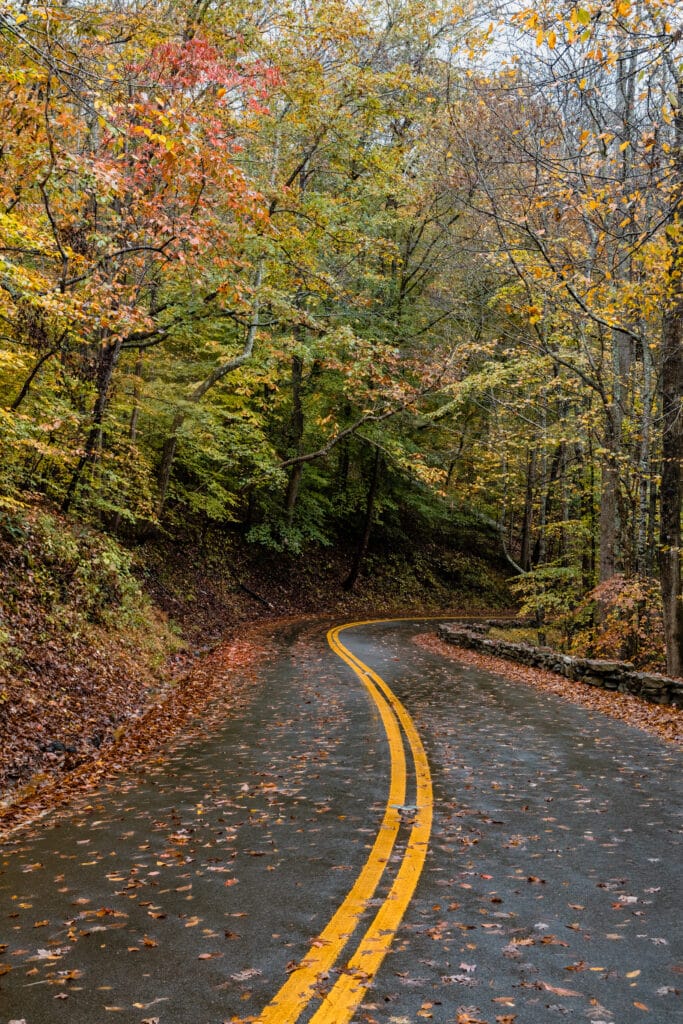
xmin=599 ymin=411 xmax=620 ymax=581
xmin=659 ymin=253 xmax=683 ymax=675
xmin=284 ymin=353 xmax=305 ymax=522
xmin=647 ymin=472 xmax=658 ymax=577
xmin=129 ymin=353 xmax=144 ymax=442
xmin=157 ymin=410 xmax=183 ymax=514
xmin=284 ymin=463 xmax=303 ymax=520
xmin=62 ymin=338 xmax=122 ymax=512
xmin=11 ymin=347 xmax=58 ymax=410
xmin=532 ymin=465 xmax=547 ymax=565
xmin=519 ymin=450 xmax=535 ymax=572
xmin=576 ymin=442 xmax=594 ymax=589
xmin=532 ymin=443 xmax=563 ymax=565
xmin=658 ymin=74 xmax=683 ymax=676
xmin=636 ymin=336 xmax=654 ymax=574
xmin=343 ymin=447 xmax=382 ymax=592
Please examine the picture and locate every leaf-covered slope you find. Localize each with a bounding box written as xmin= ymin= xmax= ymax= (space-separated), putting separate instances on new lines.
xmin=0 ymin=506 xmax=180 ymax=792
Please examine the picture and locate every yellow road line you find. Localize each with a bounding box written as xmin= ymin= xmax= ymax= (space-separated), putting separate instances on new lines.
xmin=256 ymin=625 xmax=407 ymax=1023
xmin=256 ymin=618 xmax=434 ymax=1024
xmin=309 ymin=623 xmax=433 ymax=1023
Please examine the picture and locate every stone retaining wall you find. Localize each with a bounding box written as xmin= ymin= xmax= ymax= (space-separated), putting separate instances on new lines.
xmin=437 ymin=622 xmax=683 ymax=709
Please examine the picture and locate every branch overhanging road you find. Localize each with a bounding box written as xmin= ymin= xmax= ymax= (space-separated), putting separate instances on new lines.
xmin=0 ymin=619 xmax=681 ymax=1024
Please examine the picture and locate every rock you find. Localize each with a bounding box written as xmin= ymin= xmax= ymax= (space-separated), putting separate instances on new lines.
xmin=581 ymin=674 xmax=605 ymax=688
xmin=582 ymin=659 xmax=633 ymax=676
xmin=435 ymin=624 xmax=678 ymax=711
xmin=669 ymin=683 xmax=683 ymax=709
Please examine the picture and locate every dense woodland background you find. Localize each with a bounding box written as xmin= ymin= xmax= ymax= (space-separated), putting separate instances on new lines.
xmin=0 ymin=0 xmax=681 ymax=687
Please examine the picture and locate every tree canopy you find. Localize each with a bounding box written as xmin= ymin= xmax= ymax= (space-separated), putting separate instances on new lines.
xmin=1 ymin=0 xmax=681 ymax=671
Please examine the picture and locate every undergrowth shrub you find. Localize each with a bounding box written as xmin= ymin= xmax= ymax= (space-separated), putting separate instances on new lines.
xmin=570 ymin=574 xmax=665 ymax=670
xmin=1 ymin=508 xmax=148 ymax=626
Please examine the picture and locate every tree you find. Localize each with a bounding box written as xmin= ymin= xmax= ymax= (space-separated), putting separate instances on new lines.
xmin=442 ymin=0 xmax=682 ymax=669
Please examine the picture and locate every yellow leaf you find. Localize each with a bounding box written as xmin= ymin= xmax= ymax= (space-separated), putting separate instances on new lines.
xmin=579 ymin=77 xmax=588 ymax=90
xmin=547 ymin=30 xmax=557 ymax=49
xmin=536 ymin=27 xmax=544 ymax=47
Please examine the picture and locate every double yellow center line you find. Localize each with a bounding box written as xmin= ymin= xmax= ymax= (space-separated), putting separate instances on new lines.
xmin=256 ymin=619 xmax=433 ymax=1024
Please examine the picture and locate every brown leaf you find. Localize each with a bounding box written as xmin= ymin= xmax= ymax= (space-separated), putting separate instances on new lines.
xmin=539 ymin=982 xmax=581 ymax=996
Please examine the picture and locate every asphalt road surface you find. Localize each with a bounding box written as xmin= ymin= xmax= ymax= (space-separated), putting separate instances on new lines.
xmin=1 ymin=619 xmax=681 ymax=1024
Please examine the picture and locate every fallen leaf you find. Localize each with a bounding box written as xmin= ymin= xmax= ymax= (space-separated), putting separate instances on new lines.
xmin=231 ymin=968 xmax=261 ymax=983
xmin=538 ymin=983 xmax=581 ymax=996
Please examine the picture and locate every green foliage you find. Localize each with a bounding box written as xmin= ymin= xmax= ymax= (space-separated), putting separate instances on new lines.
xmin=509 ymin=564 xmax=584 ymax=647
xmin=4 ymin=510 xmax=147 ymax=627
xmin=0 ymin=0 xmax=677 ymax=658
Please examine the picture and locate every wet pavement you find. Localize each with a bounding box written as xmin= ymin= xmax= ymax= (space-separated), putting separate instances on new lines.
xmin=1 ymin=619 xmax=681 ymax=1024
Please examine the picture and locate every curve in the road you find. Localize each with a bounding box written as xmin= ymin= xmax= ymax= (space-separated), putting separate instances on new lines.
xmin=256 ymin=620 xmax=433 ymax=1024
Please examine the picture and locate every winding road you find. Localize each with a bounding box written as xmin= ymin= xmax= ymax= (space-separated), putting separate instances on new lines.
xmin=1 ymin=619 xmax=681 ymax=1024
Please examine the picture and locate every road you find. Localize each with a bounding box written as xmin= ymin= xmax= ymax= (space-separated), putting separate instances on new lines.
xmin=1 ymin=619 xmax=681 ymax=1024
